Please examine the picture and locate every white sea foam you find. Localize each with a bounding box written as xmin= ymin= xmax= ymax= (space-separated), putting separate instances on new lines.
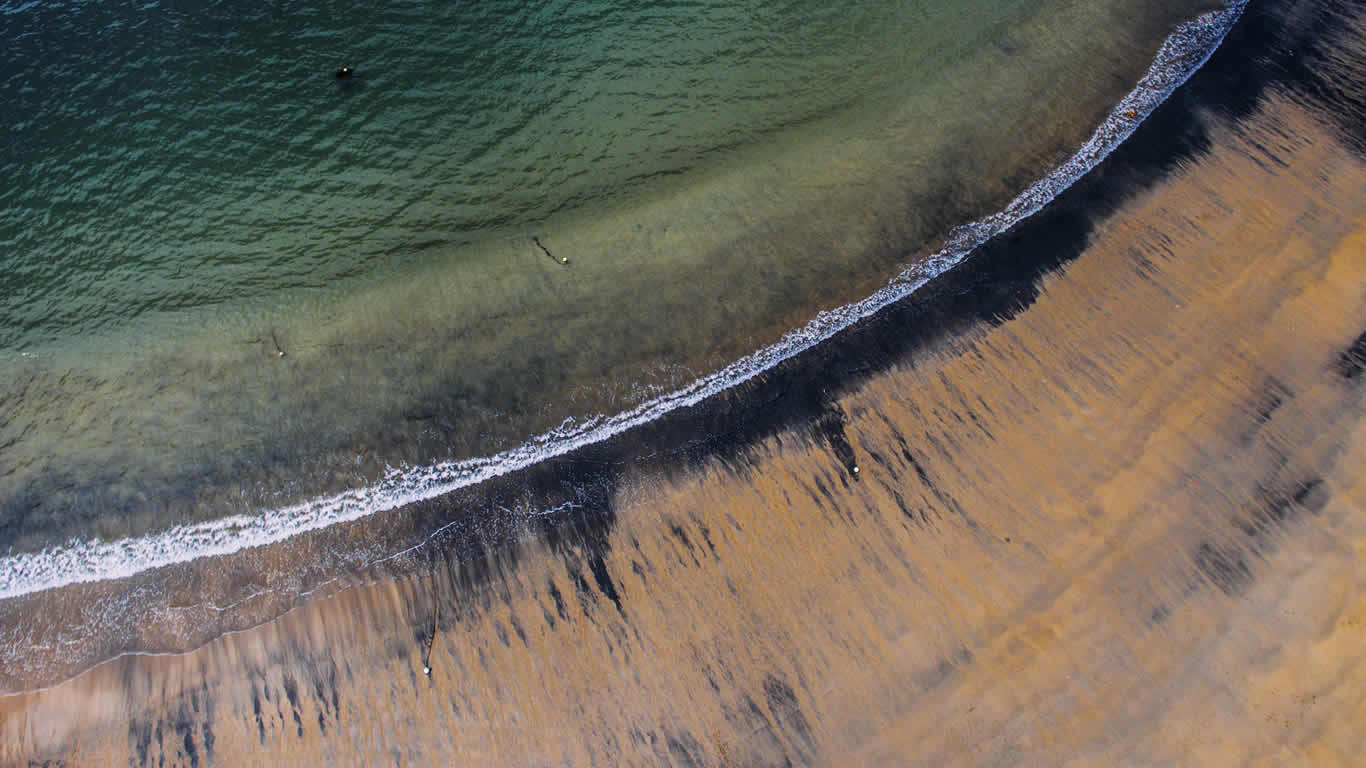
xmin=0 ymin=0 xmax=1247 ymax=602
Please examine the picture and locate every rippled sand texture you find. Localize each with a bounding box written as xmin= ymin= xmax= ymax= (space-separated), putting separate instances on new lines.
xmin=7 ymin=1 xmax=1366 ymax=767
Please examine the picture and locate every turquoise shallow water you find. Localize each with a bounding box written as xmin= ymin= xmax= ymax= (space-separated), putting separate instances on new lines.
xmin=1 ymin=0 xmax=966 ymax=349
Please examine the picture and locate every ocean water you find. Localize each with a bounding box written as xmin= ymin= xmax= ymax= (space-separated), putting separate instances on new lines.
xmin=1 ymin=0 xmax=985 ymax=351
xmin=0 ymin=0 xmax=1239 ymax=689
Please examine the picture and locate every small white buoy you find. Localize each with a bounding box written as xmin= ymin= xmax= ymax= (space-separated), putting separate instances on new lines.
xmin=423 ymin=666 xmax=431 ymax=676
xmin=853 ymin=466 xmax=860 ymax=474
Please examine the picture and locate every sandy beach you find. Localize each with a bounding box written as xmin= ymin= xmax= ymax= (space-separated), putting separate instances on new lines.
xmin=5 ymin=0 xmax=1366 ymax=764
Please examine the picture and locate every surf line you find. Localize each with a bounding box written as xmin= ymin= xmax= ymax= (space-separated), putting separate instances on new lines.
xmin=0 ymin=0 xmax=1248 ymax=603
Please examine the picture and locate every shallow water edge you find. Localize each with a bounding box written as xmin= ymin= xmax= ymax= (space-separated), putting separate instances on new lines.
xmin=0 ymin=0 xmax=1260 ymax=693
xmin=0 ymin=0 xmax=1223 ymax=555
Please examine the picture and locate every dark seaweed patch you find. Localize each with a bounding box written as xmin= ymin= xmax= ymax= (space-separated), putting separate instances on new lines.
xmin=1240 ymin=477 xmax=1330 ymax=539
xmin=665 ymin=732 xmax=706 ymax=768
xmin=251 ymin=691 xmax=266 ymax=745
xmin=282 ymin=674 xmax=303 ymax=738
xmin=1194 ymin=540 xmax=1253 ymax=595
xmin=1252 ymin=379 xmax=1290 ymax=426
xmin=697 ymin=523 xmax=719 ymax=558
xmin=174 ymin=719 xmax=199 ymax=768
xmin=815 ymin=404 xmax=860 ymax=479
xmin=1150 ymin=602 xmax=1172 ymax=625
xmin=588 ymin=553 xmax=624 ymax=614
xmin=200 ymin=722 xmax=215 ymax=762
xmin=129 ymin=720 xmax=153 ymax=767
xmin=1335 ymin=328 xmax=1366 ymax=379
xmin=764 ymin=676 xmax=815 ymax=757
xmin=569 ymin=567 xmax=595 ymax=614
xmin=547 ymin=580 xmax=568 ymax=623
xmin=669 ymin=522 xmax=696 ymax=558
xmin=508 ymin=613 xmax=529 ymax=647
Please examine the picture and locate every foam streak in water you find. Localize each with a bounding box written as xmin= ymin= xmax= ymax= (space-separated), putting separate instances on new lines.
xmin=0 ymin=0 xmax=1247 ymax=602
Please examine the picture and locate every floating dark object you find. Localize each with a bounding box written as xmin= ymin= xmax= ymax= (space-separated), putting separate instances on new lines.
xmin=333 ymin=66 xmax=356 ymax=89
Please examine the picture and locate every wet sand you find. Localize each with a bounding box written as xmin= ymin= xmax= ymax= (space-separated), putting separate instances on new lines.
xmin=6 ymin=0 xmax=1366 ymax=764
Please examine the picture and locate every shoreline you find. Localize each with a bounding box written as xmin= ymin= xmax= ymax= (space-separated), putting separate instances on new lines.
xmin=0 ymin=0 xmax=1248 ymax=696
xmin=5 ymin=0 xmax=1366 ymax=759
xmin=5 ymin=0 xmax=1366 ymax=762
xmin=0 ymin=0 xmax=1251 ymax=694
xmin=0 ymin=0 xmax=1224 ymax=559
xmin=0 ymin=0 xmax=1292 ymax=694
xmin=0 ymin=1 xmax=1240 ymax=596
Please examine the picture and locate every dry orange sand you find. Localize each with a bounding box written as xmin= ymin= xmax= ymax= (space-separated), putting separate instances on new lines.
xmin=7 ymin=20 xmax=1366 ymax=768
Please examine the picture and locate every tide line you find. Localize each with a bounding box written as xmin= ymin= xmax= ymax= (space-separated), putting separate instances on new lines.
xmin=0 ymin=0 xmax=1247 ymax=602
